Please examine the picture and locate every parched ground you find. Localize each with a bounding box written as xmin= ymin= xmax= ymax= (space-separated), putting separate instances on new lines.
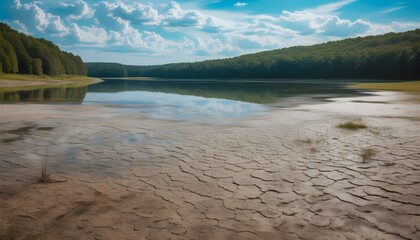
xmin=0 ymin=92 xmax=419 ymax=240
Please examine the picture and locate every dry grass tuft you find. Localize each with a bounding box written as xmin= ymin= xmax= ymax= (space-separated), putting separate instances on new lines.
xmin=383 ymin=160 xmax=395 ymax=167
xmin=361 ymin=148 xmax=376 ymax=163
xmin=337 ymin=121 xmax=367 ymax=130
xmin=309 ymin=147 xmax=317 ymax=153
xmin=296 ymin=138 xmax=312 ymax=145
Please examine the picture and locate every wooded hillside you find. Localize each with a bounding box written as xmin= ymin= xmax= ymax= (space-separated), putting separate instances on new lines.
xmin=0 ymin=23 xmax=86 ymax=76
xmin=87 ymin=29 xmax=420 ymax=79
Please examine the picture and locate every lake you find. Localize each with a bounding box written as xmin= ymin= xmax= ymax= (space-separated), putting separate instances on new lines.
xmin=0 ymin=79 xmax=374 ymax=119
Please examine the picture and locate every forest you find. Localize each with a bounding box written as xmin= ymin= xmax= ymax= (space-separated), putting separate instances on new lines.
xmin=87 ymin=29 xmax=420 ymax=80
xmin=0 ymin=23 xmax=86 ymax=76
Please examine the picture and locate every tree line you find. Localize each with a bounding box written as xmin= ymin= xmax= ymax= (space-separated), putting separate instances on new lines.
xmin=0 ymin=23 xmax=86 ymax=76
xmin=87 ymin=29 xmax=420 ymax=80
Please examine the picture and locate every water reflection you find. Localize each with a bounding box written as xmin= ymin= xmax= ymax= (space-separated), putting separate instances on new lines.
xmin=88 ymin=79 xmax=366 ymax=104
xmin=1 ymin=78 xmax=371 ymax=119
xmin=0 ymin=87 xmax=87 ymax=103
xmin=84 ymin=91 xmax=263 ymax=119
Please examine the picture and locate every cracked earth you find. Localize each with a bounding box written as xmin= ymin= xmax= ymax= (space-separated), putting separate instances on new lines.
xmin=0 ymin=91 xmax=419 ymax=240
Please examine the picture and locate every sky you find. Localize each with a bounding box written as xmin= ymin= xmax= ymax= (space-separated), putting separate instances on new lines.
xmin=1 ymin=0 xmax=419 ymax=65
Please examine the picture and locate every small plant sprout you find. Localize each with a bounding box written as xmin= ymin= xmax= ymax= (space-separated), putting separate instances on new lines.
xmin=40 ymin=146 xmax=53 ymax=183
xmin=295 ymin=138 xmax=312 ymax=145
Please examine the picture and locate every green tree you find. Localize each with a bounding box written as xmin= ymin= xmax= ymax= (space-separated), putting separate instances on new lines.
xmin=2 ymin=32 xmax=33 ymax=74
xmin=0 ymin=35 xmax=18 ymax=73
xmin=31 ymin=58 xmax=43 ymax=75
xmin=0 ymin=22 xmax=86 ymax=76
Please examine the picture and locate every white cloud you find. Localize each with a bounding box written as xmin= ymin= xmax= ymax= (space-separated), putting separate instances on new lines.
xmin=13 ymin=20 xmax=28 ymax=33
xmin=380 ymin=6 xmax=406 ymax=15
xmin=191 ymin=36 xmax=238 ymax=56
xmin=162 ymin=1 xmax=206 ymax=27
xmin=308 ymin=0 xmax=357 ymax=14
xmin=60 ymin=0 xmax=94 ymax=20
xmin=366 ymin=21 xmax=420 ymax=35
xmin=234 ymin=2 xmax=248 ymax=8
xmin=101 ymin=0 xmax=159 ymax=24
xmin=109 ymin=19 xmax=150 ymax=49
xmin=160 ymin=1 xmax=232 ymax=33
xmin=201 ymin=15 xmax=234 ymax=33
xmin=93 ymin=2 xmax=125 ymax=31
xmin=69 ymin=23 xmax=108 ymax=45
xmin=279 ymin=10 xmax=370 ymax=36
xmin=13 ymin=0 xmax=68 ymax=36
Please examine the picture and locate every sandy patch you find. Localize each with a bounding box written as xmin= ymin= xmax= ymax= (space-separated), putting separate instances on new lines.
xmin=0 ymin=79 xmax=65 ymax=87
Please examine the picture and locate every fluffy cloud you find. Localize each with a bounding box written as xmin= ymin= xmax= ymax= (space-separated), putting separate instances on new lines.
xmin=162 ymin=2 xmax=205 ymax=27
xmin=60 ymin=0 xmax=94 ymax=20
xmin=93 ymin=2 xmax=126 ymax=31
xmin=279 ymin=10 xmax=370 ymax=36
xmin=201 ymin=16 xmax=232 ymax=33
xmin=366 ymin=21 xmax=420 ymax=35
xmin=13 ymin=0 xmax=68 ymax=36
xmin=84 ymin=2 xmax=171 ymax=52
xmin=69 ymin=23 xmax=108 ymax=45
xmin=160 ymin=2 xmax=232 ymax=33
xmin=108 ymin=19 xmax=165 ymax=51
xmin=191 ymin=36 xmax=238 ymax=56
xmin=99 ymin=0 xmax=158 ymax=24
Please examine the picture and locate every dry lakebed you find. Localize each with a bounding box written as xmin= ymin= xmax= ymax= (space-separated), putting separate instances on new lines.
xmin=0 ymin=91 xmax=419 ymax=240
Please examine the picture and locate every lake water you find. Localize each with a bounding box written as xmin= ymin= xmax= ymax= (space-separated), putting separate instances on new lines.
xmin=0 ymin=79 xmax=374 ymax=119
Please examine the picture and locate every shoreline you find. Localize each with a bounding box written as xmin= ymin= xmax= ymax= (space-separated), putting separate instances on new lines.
xmin=353 ymin=80 xmax=420 ymax=92
xmin=0 ymin=75 xmax=103 ymax=92
xmin=3 ymin=76 xmax=418 ymax=93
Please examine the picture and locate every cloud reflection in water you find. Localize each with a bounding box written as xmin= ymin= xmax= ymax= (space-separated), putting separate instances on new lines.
xmin=84 ymin=91 xmax=264 ymax=120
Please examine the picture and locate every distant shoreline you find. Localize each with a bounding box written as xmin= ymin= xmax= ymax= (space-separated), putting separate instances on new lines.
xmin=0 ymin=74 xmax=102 ymax=92
xmin=2 ymin=75 xmax=420 ymax=94
xmin=353 ymin=80 xmax=420 ymax=92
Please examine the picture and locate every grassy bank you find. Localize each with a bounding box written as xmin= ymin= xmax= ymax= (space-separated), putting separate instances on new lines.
xmin=354 ymin=81 xmax=420 ymax=92
xmin=0 ymin=74 xmax=102 ymax=92
xmin=0 ymin=74 xmax=98 ymax=81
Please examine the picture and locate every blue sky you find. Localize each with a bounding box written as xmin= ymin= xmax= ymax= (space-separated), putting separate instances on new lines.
xmin=1 ymin=0 xmax=419 ymax=64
